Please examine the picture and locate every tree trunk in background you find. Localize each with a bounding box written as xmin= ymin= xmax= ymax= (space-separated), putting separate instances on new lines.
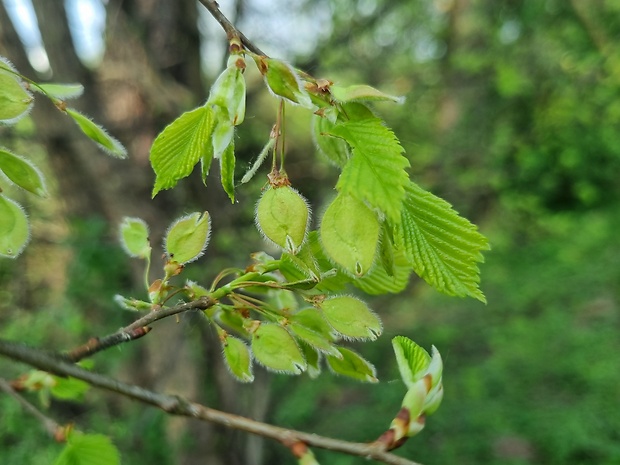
xmin=1 ymin=1 xmax=266 ymax=463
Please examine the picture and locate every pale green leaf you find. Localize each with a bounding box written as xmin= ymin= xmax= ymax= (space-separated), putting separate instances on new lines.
xmin=251 ymin=323 xmax=306 ymax=374
xmin=326 ymin=347 xmax=377 ymax=383
xmin=254 ymin=56 xmax=313 ymax=108
xmin=0 ymin=148 xmax=47 ymax=197
xmin=164 ymin=211 xmax=211 ymax=264
xmin=330 ymin=84 xmax=404 ymax=104
xmin=54 ymin=433 xmax=120 ymax=465
xmin=65 ymin=108 xmax=126 ymax=158
xmin=354 ymin=245 xmax=412 ymax=295
xmin=220 ymin=140 xmax=236 ymax=203
xmin=392 ymin=336 xmax=431 ymax=389
xmin=320 ymin=296 xmax=382 ymax=341
xmin=0 ymin=73 xmax=33 ymax=123
xmin=0 ymin=195 xmax=29 ymax=258
xmin=51 ymin=376 xmax=90 ymax=401
xmin=151 ymin=105 xmax=214 ymax=196
xmin=398 ymin=181 xmax=490 ymax=302
xmin=208 ymin=56 xmax=246 ymax=125
xmin=34 ymin=82 xmax=84 ymax=99
xmin=320 ymin=192 xmax=380 ymax=276
xmin=329 ymin=117 xmax=410 ymax=222
xmin=220 ymin=332 xmax=254 ymax=382
xmin=299 ymin=341 xmax=321 ymax=379
xmin=118 ymin=217 xmax=151 ymax=259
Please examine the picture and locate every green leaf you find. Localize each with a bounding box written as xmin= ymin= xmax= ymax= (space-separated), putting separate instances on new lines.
xmin=299 ymin=341 xmax=321 ymax=379
xmin=354 ymin=244 xmax=412 ymax=295
xmin=164 ymin=211 xmax=211 ymax=264
xmin=326 ymin=347 xmax=377 ymax=383
xmin=251 ymin=322 xmax=306 ymax=374
xmin=329 ymin=116 xmax=410 ymax=223
xmin=392 ymin=336 xmax=431 ymax=389
xmin=320 ymin=296 xmax=382 ymax=341
xmin=0 ymin=195 xmax=29 ymax=258
xmin=34 ymin=82 xmax=84 ymax=99
xmin=0 ymin=148 xmax=47 ymax=197
xmin=65 ymin=108 xmax=126 ymax=158
xmin=288 ymin=309 xmax=340 ymax=357
xmin=211 ymin=109 xmax=234 ymax=159
xmin=51 ymin=376 xmax=90 ymax=401
xmin=54 ymin=433 xmax=120 ymax=465
xmin=0 ymin=72 xmax=33 ymax=124
xmin=150 ymin=105 xmax=214 ymax=196
xmin=220 ymin=331 xmax=254 ymax=382
xmin=313 ymin=115 xmax=349 ymax=168
xmin=118 ymin=217 xmax=151 ymax=259
xmin=398 ymin=181 xmax=490 ymax=302
xmin=256 ymin=186 xmax=310 ymax=253
xmin=320 ymin=192 xmax=380 ymax=276
xmin=220 ymin=140 xmax=236 ymax=203
xmin=254 ymin=56 xmax=313 ymax=108
xmin=208 ymin=56 xmax=246 ymax=125
xmin=330 ymin=84 xmax=404 ymax=104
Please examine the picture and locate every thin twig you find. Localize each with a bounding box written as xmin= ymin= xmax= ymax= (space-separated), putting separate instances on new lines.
xmin=0 ymin=339 xmax=422 ymax=465
xmin=0 ymin=376 xmax=63 ymax=440
xmin=64 ymin=296 xmax=215 ymax=362
xmin=197 ymin=0 xmax=266 ymax=56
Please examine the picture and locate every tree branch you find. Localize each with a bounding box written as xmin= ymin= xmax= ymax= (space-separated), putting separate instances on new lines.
xmin=0 ymin=377 xmax=64 ymax=441
xmin=63 ymin=296 xmax=215 ymax=362
xmin=0 ymin=339 xmax=421 ymax=465
xmin=197 ymin=0 xmax=266 ymax=56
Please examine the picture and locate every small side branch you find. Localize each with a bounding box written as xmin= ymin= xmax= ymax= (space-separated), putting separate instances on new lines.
xmin=0 ymin=339 xmax=421 ymax=465
xmin=0 ymin=376 xmax=64 ymax=441
xmin=64 ymin=296 xmax=215 ymax=362
xmin=197 ymin=0 xmax=266 ymax=55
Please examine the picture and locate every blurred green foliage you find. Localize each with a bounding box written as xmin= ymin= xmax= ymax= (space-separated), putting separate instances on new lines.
xmin=2 ymin=0 xmax=620 ymax=464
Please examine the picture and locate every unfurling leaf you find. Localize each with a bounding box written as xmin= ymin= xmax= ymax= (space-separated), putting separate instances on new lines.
xmin=53 ymin=433 xmax=120 ymax=465
xmin=34 ymin=82 xmax=84 ymax=100
xmin=220 ymin=332 xmax=254 ymax=382
xmin=319 ymin=296 xmax=382 ymax=341
xmin=330 ymin=84 xmax=404 ymax=104
xmin=0 ymin=148 xmax=47 ymax=197
xmin=119 ymin=217 xmax=151 ymax=259
xmin=0 ymin=195 xmax=29 ymax=258
xmin=208 ymin=55 xmax=246 ymax=126
xmin=256 ymin=185 xmax=310 ymax=253
xmin=254 ymin=56 xmax=313 ymax=108
xmin=151 ymin=105 xmax=214 ymax=196
xmin=164 ymin=211 xmax=211 ymax=264
xmin=0 ymin=72 xmax=33 ymax=124
xmin=251 ymin=322 xmax=306 ymax=374
xmin=326 ymin=347 xmax=377 ymax=383
xmin=353 ymin=244 xmax=412 ymax=295
xmin=320 ymin=192 xmax=379 ymax=276
xmin=299 ymin=341 xmax=321 ymax=378
xmin=288 ymin=316 xmax=340 ymax=357
xmin=392 ymin=336 xmax=432 ymax=389
xmin=398 ymin=181 xmax=490 ymax=302
xmin=329 ymin=115 xmax=410 ymax=223
xmin=65 ymin=108 xmax=126 ymax=158
xmin=220 ymin=140 xmax=236 ymax=202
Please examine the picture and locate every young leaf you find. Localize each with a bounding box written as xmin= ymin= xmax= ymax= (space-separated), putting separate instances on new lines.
xmin=0 ymin=148 xmax=47 ymax=197
xmin=326 ymin=347 xmax=378 ymax=383
xmin=288 ymin=318 xmax=340 ymax=357
xmin=353 ymin=246 xmax=412 ymax=295
xmin=220 ymin=332 xmax=254 ymax=382
xmin=53 ymin=433 xmax=120 ymax=465
xmin=398 ymin=181 xmax=490 ymax=302
xmin=330 ymin=84 xmax=404 ymax=104
xmin=251 ymin=322 xmax=306 ymax=374
xmin=329 ymin=116 xmax=410 ymax=223
xmin=254 ymin=56 xmax=313 ymax=108
xmin=313 ymin=115 xmax=349 ymax=168
xmin=220 ymin=140 xmax=236 ymax=203
xmin=392 ymin=336 xmax=431 ymax=389
xmin=0 ymin=195 xmax=29 ymax=258
xmin=0 ymin=72 xmax=33 ymax=124
xmin=51 ymin=376 xmax=90 ymax=401
xmin=211 ymin=110 xmax=234 ymax=159
xmin=65 ymin=108 xmax=126 ymax=158
xmin=208 ymin=55 xmax=246 ymax=125
xmin=164 ymin=211 xmax=211 ymax=264
xmin=256 ymin=185 xmax=310 ymax=254
xmin=320 ymin=192 xmax=380 ymax=276
xmin=319 ymin=296 xmax=382 ymax=341
xmin=299 ymin=341 xmax=321 ymax=379
xmin=151 ymin=105 xmax=214 ymax=196
xmin=118 ymin=217 xmax=151 ymax=259
xmin=34 ymin=82 xmax=84 ymax=99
